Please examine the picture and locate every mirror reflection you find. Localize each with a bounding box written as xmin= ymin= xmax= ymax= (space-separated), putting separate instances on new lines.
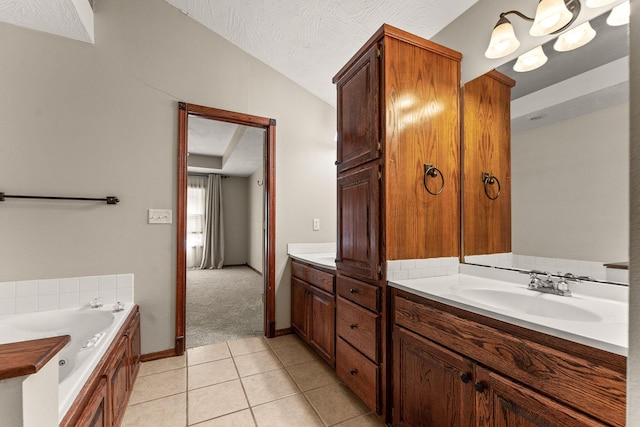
xmin=462 ymin=10 xmax=629 ymax=284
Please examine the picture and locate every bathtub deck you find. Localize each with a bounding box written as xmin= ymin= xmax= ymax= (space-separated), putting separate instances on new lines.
xmin=0 ymin=335 xmax=70 ymax=380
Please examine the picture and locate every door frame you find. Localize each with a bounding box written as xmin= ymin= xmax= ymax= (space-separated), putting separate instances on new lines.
xmin=176 ymin=102 xmax=277 ymax=355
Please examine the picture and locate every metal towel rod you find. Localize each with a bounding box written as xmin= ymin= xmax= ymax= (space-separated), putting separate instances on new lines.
xmin=0 ymin=192 xmax=119 ymax=205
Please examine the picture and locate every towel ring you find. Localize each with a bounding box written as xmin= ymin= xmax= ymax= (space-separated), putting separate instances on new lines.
xmin=423 ymin=164 xmax=445 ymax=196
xmin=482 ymin=172 xmax=501 ymax=200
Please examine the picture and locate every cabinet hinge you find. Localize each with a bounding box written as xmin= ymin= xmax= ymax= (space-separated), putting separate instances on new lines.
xmin=378 ymin=170 xmax=382 ymax=181
xmin=377 ymin=43 xmax=383 ymax=59
xmin=377 ymin=140 xmax=382 ymax=152
xmin=377 ymin=264 xmax=382 ymax=276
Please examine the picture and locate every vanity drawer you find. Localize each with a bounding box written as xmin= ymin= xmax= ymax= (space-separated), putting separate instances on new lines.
xmin=336 ymin=337 xmax=379 ymax=411
xmin=292 ymin=260 xmax=335 ymax=294
xmin=336 ymin=275 xmax=379 ymax=311
xmin=336 ymin=297 xmax=379 ymax=362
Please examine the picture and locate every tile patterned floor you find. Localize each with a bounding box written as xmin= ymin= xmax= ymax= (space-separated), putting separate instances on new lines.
xmin=122 ymin=334 xmax=387 ymax=427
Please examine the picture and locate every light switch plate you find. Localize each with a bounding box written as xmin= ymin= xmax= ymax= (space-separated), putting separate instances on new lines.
xmin=313 ymin=218 xmax=320 ymax=231
xmin=148 ymin=209 xmax=172 ymax=224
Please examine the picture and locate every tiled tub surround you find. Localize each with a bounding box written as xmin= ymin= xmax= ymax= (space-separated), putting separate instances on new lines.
xmin=0 ymin=273 xmax=134 ymax=316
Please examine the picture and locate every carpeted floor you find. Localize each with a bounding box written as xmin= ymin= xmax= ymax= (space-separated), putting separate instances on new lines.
xmin=186 ymin=266 xmax=263 ymax=349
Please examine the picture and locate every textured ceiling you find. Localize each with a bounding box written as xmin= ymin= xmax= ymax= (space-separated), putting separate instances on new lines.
xmin=163 ymin=0 xmax=480 ymax=107
xmin=0 ymin=0 xmax=93 ymax=42
xmin=188 ymin=116 xmax=264 ymax=177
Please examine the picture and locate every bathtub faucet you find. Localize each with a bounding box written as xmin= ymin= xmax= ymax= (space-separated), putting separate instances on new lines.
xmin=89 ymin=298 xmax=103 ymax=309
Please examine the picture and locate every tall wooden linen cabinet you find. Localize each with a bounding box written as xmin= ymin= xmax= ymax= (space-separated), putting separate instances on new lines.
xmin=332 ymin=24 xmax=462 ymax=418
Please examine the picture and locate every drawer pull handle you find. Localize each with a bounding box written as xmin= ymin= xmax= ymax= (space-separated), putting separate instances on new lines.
xmin=349 ymin=369 xmax=357 ymax=376
xmin=349 ymin=323 xmax=357 ymax=329
xmin=474 ymin=382 xmax=486 ymax=393
xmin=349 ymin=288 xmax=357 ymax=294
xmin=460 ymin=373 xmax=471 ymax=384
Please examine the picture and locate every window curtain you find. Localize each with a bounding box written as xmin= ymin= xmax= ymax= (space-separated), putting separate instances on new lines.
xmin=200 ymin=174 xmax=225 ymax=269
xmin=186 ymin=175 xmax=206 ymax=269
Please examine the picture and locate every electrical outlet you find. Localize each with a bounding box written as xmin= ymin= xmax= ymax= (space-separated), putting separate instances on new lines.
xmin=148 ymin=209 xmax=173 ymax=224
xmin=313 ymin=218 xmax=320 ymax=231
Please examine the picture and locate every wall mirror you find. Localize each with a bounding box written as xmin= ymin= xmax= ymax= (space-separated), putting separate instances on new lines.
xmin=461 ymin=7 xmax=629 ymax=285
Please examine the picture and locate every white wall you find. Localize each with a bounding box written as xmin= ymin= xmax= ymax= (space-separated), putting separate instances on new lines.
xmin=221 ymin=177 xmax=249 ymax=266
xmin=512 ymin=103 xmax=629 ymax=262
xmin=0 ymin=0 xmax=337 ymax=354
xmin=628 ymin=0 xmax=639 ymax=423
xmin=248 ymin=166 xmax=264 ymax=273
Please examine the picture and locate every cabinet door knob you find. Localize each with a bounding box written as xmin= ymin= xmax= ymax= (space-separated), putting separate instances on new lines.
xmin=349 ymin=323 xmax=357 ymax=329
xmin=349 ymin=369 xmax=357 ymax=375
xmin=349 ymin=288 xmax=357 ymax=294
xmin=474 ymin=382 xmax=486 ymax=393
xmin=460 ymin=373 xmax=471 ymax=384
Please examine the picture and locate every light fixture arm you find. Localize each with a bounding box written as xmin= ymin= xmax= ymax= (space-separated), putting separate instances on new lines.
xmin=499 ymin=10 xmax=535 ymax=23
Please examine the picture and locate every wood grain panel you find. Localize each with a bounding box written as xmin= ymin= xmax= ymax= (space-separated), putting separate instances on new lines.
xmin=336 ymin=274 xmax=380 ymax=312
xmin=291 ymin=260 xmax=335 ymax=294
xmin=335 ymin=44 xmax=380 ymax=173
xmin=462 ymin=71 xmax=515 ymax=256
xmin=336 ymin=337 xmax=379 ymax=411
xmin=290 ymin=277 xmax=309 ymax=341
xmin=393 ymin=291 xmax=626 ymax=426
xmin=309 ymin=286 xmax=336 ymax=367
xmin=382 ymin=35 xmax=461 ymax=260
xmin=336 ymin=296 xmax=380 ymax=362
xmin=0 ymin=335 xmax=70 ymax=380
xmin=336 ymin=163 xmax=381 ymax=281
xmin=476 ymin=366 xmax=607 ymax=427
xmin=393 ymin=326 xmax=475 ymax=427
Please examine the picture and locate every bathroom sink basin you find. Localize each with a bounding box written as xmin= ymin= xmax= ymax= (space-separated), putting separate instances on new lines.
xmin=456 ymin=288 xmax=602 ymax=322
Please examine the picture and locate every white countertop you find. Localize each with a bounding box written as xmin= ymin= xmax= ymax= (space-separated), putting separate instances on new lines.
xmin=289 ymin=252 xmax=336 ymax=270
xmin=390 ymin=273 xmax=628 ymax=356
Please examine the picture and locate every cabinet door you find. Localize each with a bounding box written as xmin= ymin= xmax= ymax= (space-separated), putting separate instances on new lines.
xmin=128 ymin=310 xmax=141 ymax=388
xmin=393 ymin=326 xmax=475 ymax=427
xmin=335 ymin=43 xmax=380 ymax=173
xmin=308 ymin=286 xmax=336 ymax=367
xmin=291 ymin=277 xmax=309 ymax=340
xmin=337 ymin=163 xmax=380 ymax=281
xmin=475 ymin=366 xmax=607 ymax=427
xmin=108 ymin=336 xmax=130 ymax=427
xmin=462 ymin=71 xmax=514 ymax=256
xmin=76 ymin=377 xmax=109 ymax=427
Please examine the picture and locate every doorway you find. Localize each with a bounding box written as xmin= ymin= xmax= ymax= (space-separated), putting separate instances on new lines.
xmin=176 ymin=102 xmax=276 ymax=355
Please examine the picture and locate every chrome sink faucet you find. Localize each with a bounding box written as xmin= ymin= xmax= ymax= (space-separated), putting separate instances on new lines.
xmin=525 ymin=271 xmax=575 ymax=297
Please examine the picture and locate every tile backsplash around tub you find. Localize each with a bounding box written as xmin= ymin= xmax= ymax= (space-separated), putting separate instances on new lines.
xmin=0 ymin=274 xmax=134 ymax=316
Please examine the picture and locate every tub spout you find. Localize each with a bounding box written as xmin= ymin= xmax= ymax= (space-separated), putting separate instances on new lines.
xmin=89 ymin=298 xmax=103 ymax=309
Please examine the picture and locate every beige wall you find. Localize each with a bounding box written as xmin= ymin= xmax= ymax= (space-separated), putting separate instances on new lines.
xmin=221 ymin=177 xmax=249 ymax=266
xmin=248 ymin=166 xmax=264 ymax=273
xmin=628 ymin=0 xmax=639 ymax=423
xmin=0 ymin=0 xmax=337 ymax=354
xmin=512 ymin=103 xmax=629 ymax=262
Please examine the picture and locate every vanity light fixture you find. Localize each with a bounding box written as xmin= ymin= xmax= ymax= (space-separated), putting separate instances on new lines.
xmin=585 ymin=0 xmax=617 ymax=7
xmin=513 ymin=45 xmax=548 ymax=72
xmin=606 ymin=1 xmax=630 ymax=26
xmin=485 ymin=0 xmax=581 ymax=59
xmin=553 ymin=21 xmax=597 ymax=51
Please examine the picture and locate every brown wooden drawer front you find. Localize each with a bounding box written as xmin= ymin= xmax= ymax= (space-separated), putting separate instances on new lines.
xmin=393 ymin=291 xmax=626 ymax=427
xmin=292 ymin=260 xmax=335 ymax=294
xmin=336 ymin=297 xmax=379 ymax=362
xmin=336 ymin=337 xmax=378 ymax=411
xmin=336 ymin=275 xmax=379 ymax=311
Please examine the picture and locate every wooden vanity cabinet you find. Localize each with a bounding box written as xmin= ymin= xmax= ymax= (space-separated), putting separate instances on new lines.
xmin=462 ymin=70 xmax=516 ymax=256
xmin=392 ymin=289 xmax=625 ymax=427
xmin=61 ymin=306 xmax=142 ymax=427
xmin=333 ymin=23 xmax=462 ymax=419
xmin=290 ymin=260 xmax=336 ymax=367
